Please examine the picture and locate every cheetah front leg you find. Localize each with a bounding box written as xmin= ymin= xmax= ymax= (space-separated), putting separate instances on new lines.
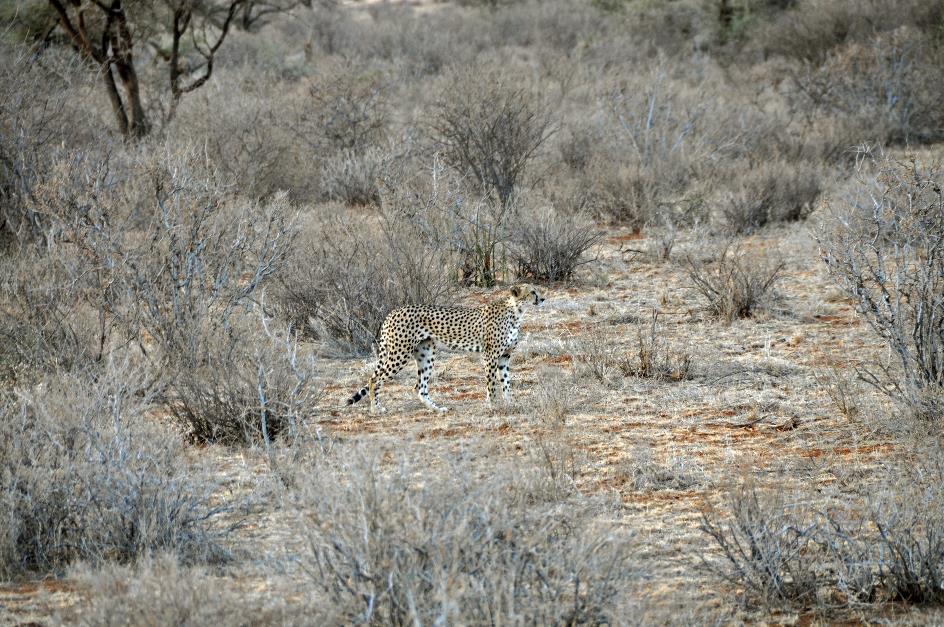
xmin=414 ymin=339 xmax=447 ymax=413
xmin=483 ymin=352 xmax=502 ymax=405
xmin=496 ymin=352 xmax=513 ymax=402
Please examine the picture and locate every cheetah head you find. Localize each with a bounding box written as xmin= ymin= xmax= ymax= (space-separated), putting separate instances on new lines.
xmin=511 ymin=284 xmax=545 ymax=307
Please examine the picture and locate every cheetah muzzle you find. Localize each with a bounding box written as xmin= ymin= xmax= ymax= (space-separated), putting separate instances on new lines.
xmin=347 ymin=284 xmax=545 ymax=415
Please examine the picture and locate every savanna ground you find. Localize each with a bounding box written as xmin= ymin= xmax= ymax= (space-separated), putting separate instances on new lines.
xmin=3 ymin=0 xmax=944 ymax=625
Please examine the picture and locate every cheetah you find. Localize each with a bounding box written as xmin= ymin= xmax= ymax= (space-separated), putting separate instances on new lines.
xmin=347 ymin=284 xmax=545 ymax=414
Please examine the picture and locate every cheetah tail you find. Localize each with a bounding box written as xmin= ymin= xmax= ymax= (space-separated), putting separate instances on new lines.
xmin=347 ymin=386 xmax=368 ymax=405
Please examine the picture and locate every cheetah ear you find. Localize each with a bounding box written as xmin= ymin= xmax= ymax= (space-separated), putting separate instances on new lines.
xmin=510 ymin=285 xmax=524 ymax=299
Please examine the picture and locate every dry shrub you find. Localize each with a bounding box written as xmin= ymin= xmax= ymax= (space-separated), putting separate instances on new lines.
xmin=570 ymin=317 xmax=695 ymax=386
xmin=580 ymin=156 xmax=659 ymax=228
xmin=814 ymin=360 xmax=862 ymax=421
xmin=758 ymin=0 xmax=944 ymax=63
xmin=509 ymin=206 xmax=602 ymax=283
xmin=700 ymin=479 xmax=821 ymax=606
xmin=557 ymin=120 xmax=600 ymax=172
xmin=170 ymin=73 xmax=301 ymax=199
xmin=720 ymin=160 xmax=822 ymax=234
xmin=128 ymin=185 xmax=308 ymax=444
xmin=0 ymin=249 xmax=104 ymax=383
xmin=167 ymin=312 xmax=320 ymax=446
xmin=528 ymin=375 xmax=589 ymax=496
xmin=571 ymin=325 xmax=623 ymax=387
xmin=862 ymin=453 xmax=944 ymax=604
xmin=299 ymin=64 xmax=393 ymax=206
xmin=430 ymin=65 xmax=554 ymax=207
xmin=702 ymin=450 xmax=944 ymax=609
xmin=0 ymin=41 xmax=102 ymax=248
xmin=319 ymin=146 xmax=389 ymax=207
xmin=338 ymin=2 xmax=479 ymax=76
xmin=490 ymin=1 xmax=607 ymax=54
xmin=28 ymin=147 xmax=307 ymax=444
xmin=582 ymin=1 xmax=714 ymax=62
xmin=172 ymin=63 xmax=392 ymax=203
xmin=594 ymin=61 xmax=759 ymax=227
xmin=0 ymin=367 xmax=228 ymax=578
xmin=616 ymin=444 xmax=707 ymax=492
xmin=685 ymin=243 xmax=783 ymax=323
xmin=791 ymin=27 xmax=944 ymax=144
xmin=64 ymin=554 xmax=306 ymax=626
xmin=818 ymin=153 xmax=944 ymax=421
xmin=447 ymin=191 xmax=518 ymax=288
xmin=278 ymin=188 xmax=459 ymax=354
xmin=619 ymin=310 xmax=695 ymax=381
xmin=298 ymin=444 xmax=636 ymax=624
xmin=302 ymin=64 xmax=389 ymax=154
xmin=639 ymin=217 xmax=680 ymax=262
xmin=531 ymin=367 xmax=579 ymax=425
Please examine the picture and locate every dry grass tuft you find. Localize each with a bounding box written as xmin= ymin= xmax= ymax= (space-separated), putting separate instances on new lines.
xmin=685 ymin=243 xmax=784 ymax=323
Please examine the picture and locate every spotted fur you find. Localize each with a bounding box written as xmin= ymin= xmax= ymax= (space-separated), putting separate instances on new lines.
xmin=347 ymin=285 xmax=545 ymax=414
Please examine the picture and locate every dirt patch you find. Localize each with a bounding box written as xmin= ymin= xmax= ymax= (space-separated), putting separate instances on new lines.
xmin=607 ymin=229 xmax=643 ymax=244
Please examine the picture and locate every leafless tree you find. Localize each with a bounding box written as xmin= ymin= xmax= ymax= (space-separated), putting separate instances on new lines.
xmin=430 ymin=67 xmax=554 ymax=207
xmin=45 ymin=0 xmax=309 ymax=139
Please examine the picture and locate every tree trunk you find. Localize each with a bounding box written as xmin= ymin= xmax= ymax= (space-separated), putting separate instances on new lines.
xmin=112 ymin=59 xmax=149 ymax=138
xmin=110 ymin=3 xmax=149 ymax=138
xmin=102 ymin=64 xmax=130 ymax=137
xmin=48 ymin=0 xmax=149 ymax=140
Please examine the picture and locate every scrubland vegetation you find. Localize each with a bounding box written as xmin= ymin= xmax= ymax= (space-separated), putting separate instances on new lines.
xmin=2 ymin=0 xmax=944 ymax=623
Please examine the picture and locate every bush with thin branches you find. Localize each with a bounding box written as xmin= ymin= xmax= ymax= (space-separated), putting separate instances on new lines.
xmin=0 ymin=367 xmax=228 ymax=578
xmin=277 ymin=179 xmax=461 ymax=354
xmin=700 ymin=480 xmax=821 ymax=606
xmin=298 ymin=444 xmax=637 ymax=624
xmin=685 ymin=243 xmax=783 ymax=323
xmin=430 ymin=66 xmax=554 ymax=207
xmin=510 ymin=207 xmax=602 ymax=283
xmin=29 ymin=148 xmax=308 ymax=444
xmin=702 ymin=450 xmax=944 ymax=610
xmin=818 ymin=152 xmax=944 ymax=420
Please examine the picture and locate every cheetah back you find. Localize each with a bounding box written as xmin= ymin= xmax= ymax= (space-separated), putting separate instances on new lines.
xmin=381 ymin=306 xmax=485 ymax=353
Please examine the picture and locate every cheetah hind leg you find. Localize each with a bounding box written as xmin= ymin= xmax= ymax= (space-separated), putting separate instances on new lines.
xmin=414 ymin=339 xmax=448 ymax=413
xmin=368 ymin=351 xmax=412 ymax=415
xmin=367 ymin=376 xmax=387 ymax=415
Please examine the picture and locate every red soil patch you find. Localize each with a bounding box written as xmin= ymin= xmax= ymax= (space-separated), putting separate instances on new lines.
xmin=448 ymin=390 xmax=484 ymax=401
xmin=621 ymin=489 xmax=704 ymax=505
xmin=2 ymin=580 xmax=74 ymax=595
xmin=494 ymin=422 xmax=513 ymax=435
xmin=544 ymin=354 xmax=574 ymax=365
xmin=602 ymin=422 xmax=647 ymax=433
xmin=678 ymin=406 xmax=715 ymax=419
xmin=607 ymin=229 xmax=642 ymax=244
xmin=803 ymin=443 xmax=894 ymax=459
xmin=811 ymin=314 xmax=859 ymax=327
xmin=418 ymin=425 xmax=475 ymax=439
